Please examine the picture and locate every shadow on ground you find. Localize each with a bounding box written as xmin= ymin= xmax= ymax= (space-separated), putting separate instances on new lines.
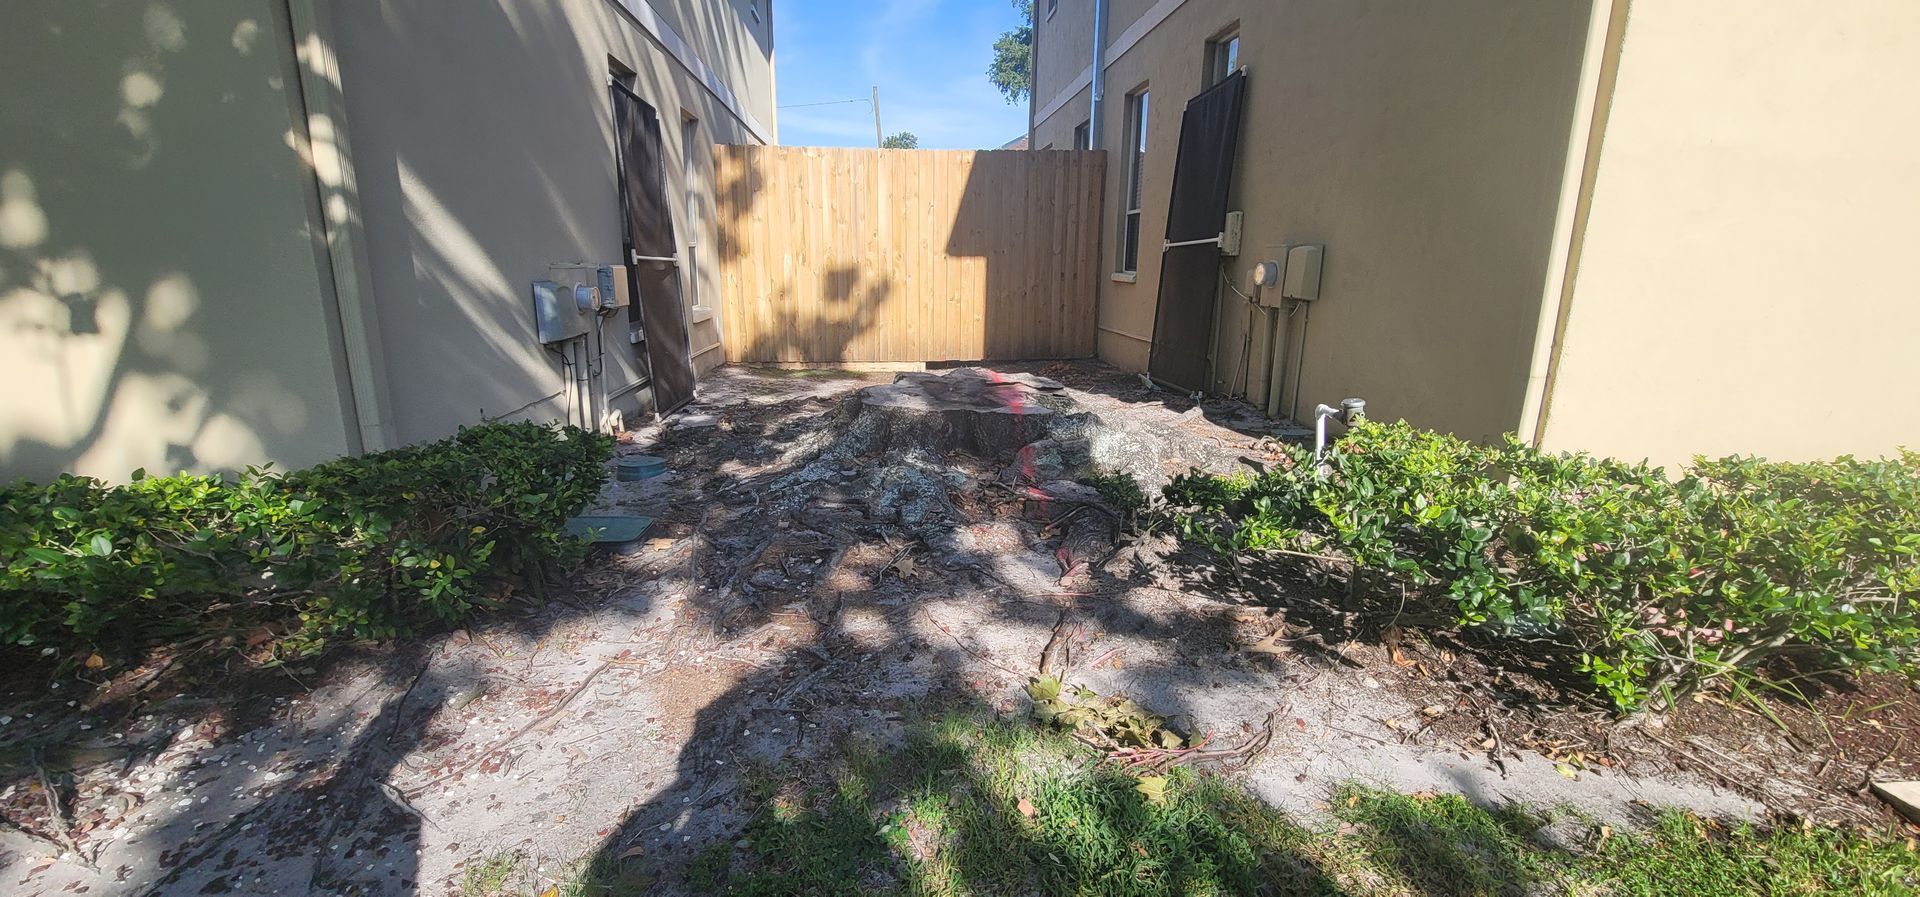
xmin=1 ymin=363 xmax=1897 ymax=897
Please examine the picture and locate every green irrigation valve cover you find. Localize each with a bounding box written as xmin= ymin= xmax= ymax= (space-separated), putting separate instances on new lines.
xmin=615 ymin=455 xmax=668 ymax=481
xmin=564 ymin=514 xmax=655 ymax=545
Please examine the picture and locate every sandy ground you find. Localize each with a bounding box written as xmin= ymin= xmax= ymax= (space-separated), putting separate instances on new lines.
xmin=7 ymin=362 xmax=1905 ymax=896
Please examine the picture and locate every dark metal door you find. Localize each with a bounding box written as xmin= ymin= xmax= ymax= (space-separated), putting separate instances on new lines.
xmin=612 ymin=83 xmax=697 ymax=417
xmin=1148 ymin=71 xmax=1246 ymax=392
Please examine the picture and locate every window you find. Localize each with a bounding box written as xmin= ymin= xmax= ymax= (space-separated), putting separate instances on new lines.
xmin=749 ymin=0 xmax=762 ymax=23
xmin=1046 ymin=0 xmax=1058 ymax=20
xmin=1206 ymin=30 xmax=1240 ymax=87
xmin=1119 ymin=89 xmax=1149 ymax=273
xmin=1073 ymin=120 xmax=1090 ymax=151
xmin=681 ymin=115 xmax=706 ymax=314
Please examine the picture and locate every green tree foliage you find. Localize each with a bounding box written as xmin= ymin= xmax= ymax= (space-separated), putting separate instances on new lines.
xmin=881 ymin=131 xmax=920 ymax=149
xmin=987 ymin=0 xmax=1034 ymax=105
xmin=1 ymin=422 xmax=613 ymax=664
xmin=1150 ymin=421 xmax=1920 ymax=712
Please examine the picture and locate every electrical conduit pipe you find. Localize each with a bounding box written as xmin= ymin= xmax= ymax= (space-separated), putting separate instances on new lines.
xmin=1313 ymin=397 xmax=1366 ymax=464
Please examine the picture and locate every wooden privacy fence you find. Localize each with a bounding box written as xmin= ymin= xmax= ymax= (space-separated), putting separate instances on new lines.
xmin=715 ymin=145 xmax=1104 ymax=363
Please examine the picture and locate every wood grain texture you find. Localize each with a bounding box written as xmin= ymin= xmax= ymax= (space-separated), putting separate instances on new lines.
xmin=715 ymin=146 xmax=1105 ymax=363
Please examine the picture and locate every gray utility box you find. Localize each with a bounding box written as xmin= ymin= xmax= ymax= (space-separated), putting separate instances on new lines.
xmin=532 ymin=279 xmax=591 ymax=344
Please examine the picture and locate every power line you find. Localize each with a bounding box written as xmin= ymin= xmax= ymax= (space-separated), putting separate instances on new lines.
xmin=777 ymin=97 xmax=871 ymax=109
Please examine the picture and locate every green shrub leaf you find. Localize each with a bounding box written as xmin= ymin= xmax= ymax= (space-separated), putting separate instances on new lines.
xmin=1 ymin=422 xmax=614 ymax=662
xmin=1153 ymin=422 xmax=1920 ymax=712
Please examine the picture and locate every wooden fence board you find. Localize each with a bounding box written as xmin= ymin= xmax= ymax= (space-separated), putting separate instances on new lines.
xmin=715 ymin=146 xmax=1104 ymax=363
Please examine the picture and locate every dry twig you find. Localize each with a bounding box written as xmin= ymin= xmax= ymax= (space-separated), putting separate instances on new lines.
xmin=29 ymin=749 xmax=96 ymax=870
xmin=1095 ymin=708 xmax=1284 ymax=775
xmin=404 ymin=660 xmax=617 ymax=797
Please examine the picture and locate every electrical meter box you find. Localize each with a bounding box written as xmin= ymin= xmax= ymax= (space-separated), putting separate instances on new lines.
xmin=1282 ymin=244 xmax=1324 ymax=301
xmin=532 ymin=280 xmax=591 ymax=343
xmin=548 ymin=263 xmax=603 ymax=313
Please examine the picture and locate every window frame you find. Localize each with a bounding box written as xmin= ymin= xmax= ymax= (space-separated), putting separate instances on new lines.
xmin=1072 ymin=120 xmax=1090 ymax=151
xmin=1205 ymin=28 xmax=1240 ymax=88
xmin=680 ymin=112 xmax=711 ymax=319
xmin=1118 ymin=87 xmax=1149 ymax=275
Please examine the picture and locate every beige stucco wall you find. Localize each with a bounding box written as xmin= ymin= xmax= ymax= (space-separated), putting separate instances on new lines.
xmin=0 ymin=0 xmax=356 ymax=483
xmin=1538 ymin=0 xmax=1920 ymax=469
xmin=329 ymin=0 xmax=775 ymax=446
xmin=1035 ymin=0 xmax=1594 ymax=441
xmin=1032 ymin=0 xmax=1095 ymax=134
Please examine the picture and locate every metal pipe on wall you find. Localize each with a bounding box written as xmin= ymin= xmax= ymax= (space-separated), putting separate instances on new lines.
xmin=1290 ymin=302 xmax=1311 ymax=421
xmin=575 ymin=334 xmax=593 ymax=429
xmin=592 ymin=317 xmax=609 ymax=431
xmin=1266 ymin=301 xmax=1301 ymax=419
xmin=1089 ymin=0 xmax=1108 ymax=147
xmin=1264 ymin=305 xmax=1285 ymax=417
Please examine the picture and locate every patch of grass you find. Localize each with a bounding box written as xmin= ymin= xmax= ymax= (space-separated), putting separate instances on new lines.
xmin=461 ymin=851 xmax=521 ymax=896
xmin=1583 ymin=812 xmax=1920 ymax=897
xmin=670 ymin=711 xmax=1919 ymax=897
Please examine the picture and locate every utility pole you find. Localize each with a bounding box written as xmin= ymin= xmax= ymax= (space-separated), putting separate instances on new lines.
xmin=871 ymin=85 xmax=883 ymax=148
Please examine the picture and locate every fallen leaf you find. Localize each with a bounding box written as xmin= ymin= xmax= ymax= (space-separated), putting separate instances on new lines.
xmin=620 ymin=845 xmax=647 ymax=859
xmin=1599 ymin=825 xmax=1613 ymax=846
xmin=83 ymin=653 xmax=105 ymax=670
xmin=540 ymin=888 xmax=559 ymax=897
xmin=648 ymin=538 xmax=676 ymax=550
xmin=1134 ymin=775 xmax=1169 ymax=807
xmin=1025 ymin=676 xmax=1062 ymax=702
xmin=891 ymin=555 xmax=919 ymax=578
xmin=1555 ymin=763 xmax=1579 ymax=780
xmin=1240 ymin=632 xmax=1290 ymax=655
xmin=1017 ymin=797 xmax=1038 ymax=818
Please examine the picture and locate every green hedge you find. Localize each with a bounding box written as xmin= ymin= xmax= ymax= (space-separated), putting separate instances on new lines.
xmin=1154 ymin=421 xmax=1920 ymax=712
xmin=1 ymin=422 xmax=613 ymax=663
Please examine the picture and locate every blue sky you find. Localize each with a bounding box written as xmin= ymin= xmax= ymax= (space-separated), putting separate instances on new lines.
xmin=774 ymin=0 xmax=1031 ymax=149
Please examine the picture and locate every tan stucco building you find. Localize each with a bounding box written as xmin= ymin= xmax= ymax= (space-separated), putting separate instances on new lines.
xmin=1031 ymin=0 xmax=1920 ymax=469
xmin=2 ymin=0 xmax=774 ymax=483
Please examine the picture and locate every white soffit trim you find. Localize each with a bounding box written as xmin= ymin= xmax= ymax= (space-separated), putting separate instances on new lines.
xmin=610 ymin=0 xmax=774 ymax=144
xmin=1033 ymin=0 xmax=1188 ymax=127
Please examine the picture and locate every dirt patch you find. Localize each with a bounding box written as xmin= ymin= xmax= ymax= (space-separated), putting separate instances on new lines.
xmin=3 ymin=362 xmax=1915 ymax=897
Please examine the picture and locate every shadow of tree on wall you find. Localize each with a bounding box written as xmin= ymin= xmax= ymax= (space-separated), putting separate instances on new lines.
xmin=738 ymin=265 xmax=893 ymax=365
xmin=0 ymin=0 xmax=356 ymax=482
xmin=0 ymin=0 xmax=792 ymax=485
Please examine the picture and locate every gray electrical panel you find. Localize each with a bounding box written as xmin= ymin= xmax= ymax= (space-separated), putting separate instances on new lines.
xmin=1282 ymin=244 xmax=1324 ymax=301
xmin=532 ymin=279 xmax=591 ymax=343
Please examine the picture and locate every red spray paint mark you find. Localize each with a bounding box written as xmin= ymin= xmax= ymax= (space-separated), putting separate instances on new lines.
xmin=985 ymin=369 xmax=1051 ymax=514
